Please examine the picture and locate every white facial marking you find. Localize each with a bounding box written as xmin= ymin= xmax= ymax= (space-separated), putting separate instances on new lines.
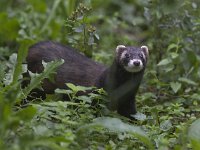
xmin=116 ymin=45 xmax=126 ymax=53
xmin=141 ymin=51 xmax=146 ymax=61
xmin=141 ymin=45 xmax=148 ymax=51
xmin=120 ymin=51 xmax=127 ymax=60
xmin=117 ymin=45 xmax=126 ymax=49
xmin=141 ymin=45 xmax=149 ymax=57
xmin=124 ymin=59 xmax=143 ymax=73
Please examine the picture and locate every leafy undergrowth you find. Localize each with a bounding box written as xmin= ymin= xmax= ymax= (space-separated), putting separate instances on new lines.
xmin=0 ymin=52 xmax=200 ymax=150
xmin=1 ymin=84 xmax=200 ymax=150
xmin=1 ymin=0 xmax=200 ymax=149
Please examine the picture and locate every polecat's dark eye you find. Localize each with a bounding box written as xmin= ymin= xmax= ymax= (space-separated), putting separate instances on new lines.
xmin=125 ymin=53 xmax=130 ymax=59
xmin=139 ymin=53 xmax=143 ymax=59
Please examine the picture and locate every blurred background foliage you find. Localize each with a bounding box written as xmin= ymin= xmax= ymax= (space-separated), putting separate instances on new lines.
xmin=0 ymin=0 xmax=200 ymax=149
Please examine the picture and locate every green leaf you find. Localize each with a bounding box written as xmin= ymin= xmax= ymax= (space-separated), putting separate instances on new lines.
xmin=157 ymin=58 xmax=172 ymax=66
xmin=167 ymin=43 xmax=178 ymax=51
xmin=93 ymin=117 xmax=145 ymax=134
xmin=94 ymin=33 xmax=100 ymax=40
xmin=170 ymin=82 xmax=182 ymax=93
xmin=12 ymin=39 xmax=34 ymax=85
xmin=170 ymin=52 xmax=179 ymax=59
xmin=15 ymin=106 xmax=37 ymax=121
xmin=33 ymin=125 xmax=50 ymax=136
xmin=55 ymin=89 xmax=73 ymax=94
xmin=66 ymin=83 xmax=93 ymax=92
xmin=23 ymin=59 xmax=64 ymax=97
xmin=3 ymin=53 xmax=17 ymax=85
xmin=188 ymin=119 xmax=200 ymax=142
xmin=178 ymin=77 xmax=198 ymax=86
xmin=190 ymin=139 xmax=200 ymax=150
xmin=189 ymin=119 xmax=200 ymax=136
xmin=190 ymin=93 xmax=200 ymax=101
xmin=0 ymin=12 xmax=19 ymax=43
xmin=131 ymin=112 xmax=147 ymax=121
xmin=77 ymin=95 xmax=92 ymax=103
xmin=160 ymin=120 xmax=172 ymax=131
xmin=66 ymin=83 xmax=78 ymax=91
xmin=27 ymin=0 xmax=47 ymax=13
xmin=163 ymin=64 xmax=174 ymax=72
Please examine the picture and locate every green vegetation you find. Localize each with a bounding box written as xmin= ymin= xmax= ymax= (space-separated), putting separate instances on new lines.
xmin=0 ymin=0 xmax=200 ymax=149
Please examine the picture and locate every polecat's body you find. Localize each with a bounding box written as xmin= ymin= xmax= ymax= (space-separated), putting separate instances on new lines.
xmin=27 ymin=41 xmax=106 ymax=93
xmin=26 ymin=41 xmax=149 ymax=118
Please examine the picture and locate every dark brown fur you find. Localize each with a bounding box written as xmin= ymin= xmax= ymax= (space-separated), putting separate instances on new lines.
xmin=26 ymin=41 xmax=106 ymax=93
xmin=25 ymin=41 xmax=148 ymax=118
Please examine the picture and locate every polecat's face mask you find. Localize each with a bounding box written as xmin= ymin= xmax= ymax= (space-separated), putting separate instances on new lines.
xmin=116 ymin=45 xmax=149 ymax=73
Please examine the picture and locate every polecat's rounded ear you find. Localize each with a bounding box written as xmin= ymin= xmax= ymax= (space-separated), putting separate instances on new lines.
xmin=116 ymin=45 xmax=126 ymax=53
xmin=141 ymin=45 xmax=149 ymax=58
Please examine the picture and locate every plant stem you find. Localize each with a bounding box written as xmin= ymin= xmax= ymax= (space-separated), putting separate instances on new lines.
xmin=40 ymin=0 xmax=61 ymax=34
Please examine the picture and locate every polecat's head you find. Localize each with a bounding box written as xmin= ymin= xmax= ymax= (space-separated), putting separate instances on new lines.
xmin=116 ymin=45 xmax=149 ymax=73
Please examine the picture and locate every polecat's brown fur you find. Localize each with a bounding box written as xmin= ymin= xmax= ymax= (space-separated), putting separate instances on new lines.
xmin=25 ymin=41 xmax=149 ymax=118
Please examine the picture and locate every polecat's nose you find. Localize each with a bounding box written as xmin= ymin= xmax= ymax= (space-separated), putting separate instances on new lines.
xmin=134 ymin=61 xmax=140 ymax=66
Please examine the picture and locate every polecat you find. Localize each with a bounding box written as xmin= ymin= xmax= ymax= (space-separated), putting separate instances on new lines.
xmin=26 ymin=41 xmax=149 ymax=118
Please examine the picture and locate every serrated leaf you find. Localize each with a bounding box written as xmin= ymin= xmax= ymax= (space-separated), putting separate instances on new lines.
xmin=178 ymin=77 xmax=198 ymax=86
xmin=170 ymin=82 xmax=181 ymax=93
xmin=23 ymin=59 xmax=64 ymax=97
xmin=157 ymin=58 xmax=172 ymax=66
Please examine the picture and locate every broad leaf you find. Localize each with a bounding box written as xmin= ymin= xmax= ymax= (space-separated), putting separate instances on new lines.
xmin=188 ymin=119 xmax=200 ymax=149
xmin=188 ymin=119 xmax=200 ymax=141
xmin=170 ymin=52 xmax=179 ymax=59
xmin=178 ymin=77 xmax=198 ymax=86
xmin=15 ymin=106 xmax=37 ymax=121
xmin=170 ymin=82 xmax=181 ymax=93
xmin=66 ymin=83 xmax=93 ymax=92
xmin=157 ymin=58 xmax=172 ymax=66
xmin=160 ymin=120 xmax=172 ymax=131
